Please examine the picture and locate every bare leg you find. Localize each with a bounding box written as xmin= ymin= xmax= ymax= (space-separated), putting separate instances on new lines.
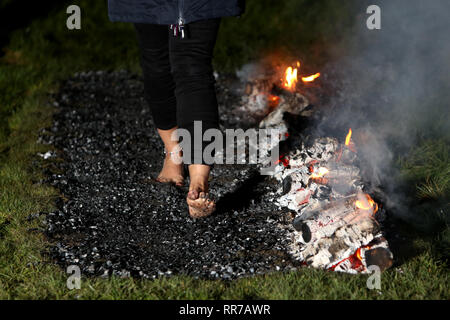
xmin=186 ymin=164 xmax=215 ymax=218
xmin=155 ymin=127 xmax=184 ymax=186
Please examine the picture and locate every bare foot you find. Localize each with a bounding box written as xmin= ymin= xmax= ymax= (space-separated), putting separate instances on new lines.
xmin=156 ymin=151 xmax=184 ymax=187
xmin=186 ymin=165 xmax=215 ymax=218
xmin=155 ymin=127 xmax=184 ymax=187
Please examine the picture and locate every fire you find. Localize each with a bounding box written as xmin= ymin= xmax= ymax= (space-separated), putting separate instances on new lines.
xmin=301 ymin=73 xmax=321 ymax=83
xmin=329 ymin=244 xmax=372 ymax=272
xmin=343 ymin=128 xmax=357 ymax=153
xmin=311 ymin=167 xmax=329 ymax=178
xmin=283 ymin=61 xmax=320 ymax=90
xmin=283 ymin=66 xmax=298 ymax=90
xmin=355 ymin=194 xmax=379 ymax=214
xmin=356 ymin=248 xmax=363 ymax=261
xmin=345 ymin=128 xmax=352 ymax=146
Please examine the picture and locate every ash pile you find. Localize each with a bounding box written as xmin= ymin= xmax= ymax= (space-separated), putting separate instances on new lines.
xmin=235 ymin=61 xmax=394 ymax=274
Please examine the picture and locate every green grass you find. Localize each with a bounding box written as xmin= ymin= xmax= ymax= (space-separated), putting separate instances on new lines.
xmin=400 ymin=140 xmax=450 ymax=201
xmin=0 ymin=0 xmax=448 ymax=299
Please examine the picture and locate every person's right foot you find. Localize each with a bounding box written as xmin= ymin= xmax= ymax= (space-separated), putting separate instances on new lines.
xmin=186 ymin=164 xmax=215 ymax=218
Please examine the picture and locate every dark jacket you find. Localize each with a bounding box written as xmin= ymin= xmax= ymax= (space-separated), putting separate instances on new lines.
xmin=108 ymin=0 xmax=245 ymax=25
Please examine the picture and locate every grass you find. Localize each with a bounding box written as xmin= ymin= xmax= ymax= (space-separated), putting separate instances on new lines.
xmin=0 ymin=0 xmax=448 ymax=299
xmin=400 ymin=140 xmax=450 ymax=201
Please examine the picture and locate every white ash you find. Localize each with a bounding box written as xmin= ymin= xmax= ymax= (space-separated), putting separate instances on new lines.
xmin=37 ymin=151 xmax=55 ymax=159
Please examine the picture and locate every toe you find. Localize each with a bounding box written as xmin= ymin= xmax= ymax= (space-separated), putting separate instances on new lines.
xmin=188 ymin=190 xmax=199 ymax=200
xmin=186 ymin=196 xmax=215 ymax=218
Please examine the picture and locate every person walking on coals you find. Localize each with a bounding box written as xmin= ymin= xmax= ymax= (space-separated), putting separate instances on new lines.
xmin=108 ymin=1 xmax=244 ymax=218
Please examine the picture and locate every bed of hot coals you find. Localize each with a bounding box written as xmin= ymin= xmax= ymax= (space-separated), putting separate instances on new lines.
xmin=39 ymin=70 xmax=300 ymax=279
xmin=38 ymin=63 xmax=392 ymax=279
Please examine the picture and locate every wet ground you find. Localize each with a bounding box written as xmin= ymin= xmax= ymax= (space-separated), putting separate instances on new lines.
xmin=41 ymin=70 xmax=299 ymax=279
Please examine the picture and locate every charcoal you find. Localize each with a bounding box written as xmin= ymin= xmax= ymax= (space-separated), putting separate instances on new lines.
xmin=292 ymin=216 xmax=303 ymax=232
xmin=281 ymin=175 xmax=292 ymax=195
xmin=41 ymin=70 xmax=300 ymax=280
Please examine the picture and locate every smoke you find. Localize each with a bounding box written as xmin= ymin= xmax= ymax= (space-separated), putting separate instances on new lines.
xmin=317 ymin=0 xmax=450 ymax=216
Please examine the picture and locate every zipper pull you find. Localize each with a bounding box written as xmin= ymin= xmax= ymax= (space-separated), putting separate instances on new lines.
xmin=179 ymin=25 xmax=185 ymax=39
xmin=170 ymin=19 xmax=186 ymax=38
xmin=178 ymin=17 xmax=185 ymax=39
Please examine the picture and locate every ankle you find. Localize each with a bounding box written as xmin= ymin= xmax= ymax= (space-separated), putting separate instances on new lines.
xmin=189 ymin=176 xmax=209 ymax=192
xmin=188 ymin=164 xmax=210 ymax=175
xmin=164 ymin=146 xmax=183 ymax=165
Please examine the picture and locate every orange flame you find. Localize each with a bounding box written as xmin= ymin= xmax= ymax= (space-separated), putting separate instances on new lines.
xmin=345 ymin=128 xmax=352 ymax=146
xmin=356 ymin=248 xmax=363 ymax=261
xmin=311 ymin=167 xmax=329 ymax=178
xmin=301 ymin=73 xmax=320 ymax=82
xmin=283 ymin=62 xmax=320 ymax=88
xmin=283 ymin=66 xmax=298 ymax=90
xmin=355 ymin=194 xmax=379 ymax=214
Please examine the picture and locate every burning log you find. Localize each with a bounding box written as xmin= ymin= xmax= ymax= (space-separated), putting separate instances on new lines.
xmin=271 ymin=135 xmax=393 ymax=273
xmin=295 ymin=218 xmax=389 ymax=272
xmin=292 ymin=195 xmax=379 ymax=244
xmin=307 ymin=162 xmax=362 ymax=192
xmin=328 ymin=236 xmax=393 ymax=273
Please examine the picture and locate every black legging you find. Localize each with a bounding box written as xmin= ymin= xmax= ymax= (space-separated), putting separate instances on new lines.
xmin=134 ymin=19 xmax=221 ymax=164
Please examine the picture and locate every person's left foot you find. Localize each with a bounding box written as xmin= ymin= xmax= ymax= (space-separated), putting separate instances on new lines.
xmin=155 ymin=151 xmax=184 ymax=187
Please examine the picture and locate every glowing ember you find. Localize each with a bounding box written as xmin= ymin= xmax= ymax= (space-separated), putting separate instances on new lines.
xmin=329 ymin=245 xmax=372 ymax=272
xmin=307 ymin=160 xmax=320 ymax=173
xmin=275 ymin=155 xmax=290 ymax=167
xmin=283 ymin=66 xmax=298 ymax=90
xmin=345 ymin=128 xmax=352 ymax=146
xmin=268 ymin=94 xmax=280 ymax=108
xmin=311 ymin=167 xmax=329 ymax=178
xmin=301 ymin=73 xmax=321 ymax=82
xmin=355 ymin=194 xmax=379 ymax=214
